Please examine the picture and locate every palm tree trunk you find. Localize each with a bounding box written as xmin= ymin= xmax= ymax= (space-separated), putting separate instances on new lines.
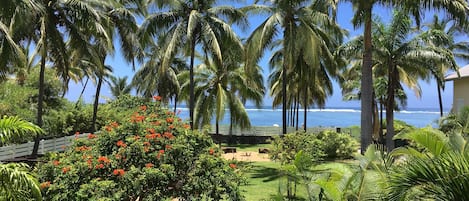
xmin=360 ymin=6 xmax=373 ymax=154
xmin=189 ymin=36 xmax=196 ymax=130
xmin=379 ymin=99 xmax=384 ymax=144
xmin=304 ymin=89 xmax=307 ymax=132
xmin=295 ymin=92 xmax=299 ymax=131
xmin=92 ymin=76 xmax=103 ymax=133
xmin=75 ymin=77 xmax=89 ymax=108
xmin=437 ymin=82 xmax=443 ymax=117
xmin=31 ymin=43 xmax=47 ymax=157
xmin=386 ymin=66 xmax=396 ymax=150
xmin=173 ymin=94 xmax=178 ymax=113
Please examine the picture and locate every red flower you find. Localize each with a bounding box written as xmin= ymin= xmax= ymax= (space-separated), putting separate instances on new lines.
xmin=163 ymin=132 xmax=174 ymax=139
xmin=157 ymin=150 xmax=165 ymax=159
xmin=143 ymin=141 xmax=151 ymax=146
xmin=116 ymin=140 xmax=127 ymax=148
xmin=95 ymin=163 xmax=104 ymax=169
xmin=159 ymin=150 xmax=165 ymax=154
xmin=168 ymin=125 xmax=175 ymax=130
xmin=152 ymin=121 xmax=161 ymax=126
xmin=62 ymin=167 xmax=71 ymax=174
xmin=88 ymin=133 xmax=96 ymax=139
xmin=113 ymin=169 xmax=125 ymax=176
xmin=166 ymin=117 xmax=174 ymax=123
xmin=140 ymin=105 xmax=147 ymax=111
xmin=165 ymin=145 xmax=172 ymax=150
xmin=87 ymin=159 xmax=92 ymax=168
xmin=75 ymin=146 xmax=91 ymax=152
xmin=52 ymin=160 xmax=60 ymax=166
xmin=115 ymin=154 xmax=122 ymax=159
xmin=209 ymin=148 xmax=214 ymax=155
xmin=40 ymin=181 xmax=51 ymax=189
xmin=183 ymin=124 xmax=190 ymax=129
xmin=105 ymin=125 xmax=112 ymax=132
xmin=97 ymin=156 xmax=110 ymax=163
xmin=145 ymin=163 xmax=154 ymax=168
xmin=153 ymin=95 xmax=162 ymax=101
xmin=229 ymin=163 xmax=237 ymax=169
xmin=147 ymin=128 xmax=156 ymax=134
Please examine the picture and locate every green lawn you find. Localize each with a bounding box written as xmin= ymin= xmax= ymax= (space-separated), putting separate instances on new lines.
xmin=240 ymin=161 xmax=308 ymax=201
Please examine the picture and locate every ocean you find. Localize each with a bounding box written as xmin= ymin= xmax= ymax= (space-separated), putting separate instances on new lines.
xmin=173 ymin=107 xmax=445 ymax=128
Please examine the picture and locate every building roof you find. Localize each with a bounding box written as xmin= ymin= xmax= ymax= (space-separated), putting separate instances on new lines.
xmin=445 ymin=64 xmax=469 ymax=81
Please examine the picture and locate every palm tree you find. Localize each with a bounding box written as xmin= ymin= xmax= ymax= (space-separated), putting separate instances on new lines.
xmin=140 ymin=0 xmax=246 ymax=129
xmin=181 ymin=45 xmax=264 ymax=136
xmin=109 ymin=76 xmax=132 ymax=99
xmin=131 ymin=42 xmax=187 ymax=109
xmin=422 ymin=15 xmax=469 ymax=117
xmin=245 ymin=0 xmax=343 ymax=135
xmin=348 ymin=0 xmax=469 ymax=154
xmin=373 ymin=11 xmax=457 ymax=150
xmin=29 ymin=0 xmax=112 ymax=157
xmin=0 ymin=116 xmax=43 ymax=201
xmin=388 ymin=127 xmax=469 ymax=200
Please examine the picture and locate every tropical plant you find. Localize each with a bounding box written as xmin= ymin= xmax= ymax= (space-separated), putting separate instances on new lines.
xmin=388 ymin=127 xmax=469 ymax=200
xmin=245 ymin=0 xmax=343 ymax=135
xmin=0 ymin=116 xmax=43 ymax=200
xmin=179 ymin=42 xmax=264 ymax=135
xmin=422 ymin=15 xmax=469 ymax=117
xmin=131 ymin=42 xmax=187 ymax=110
xmin=109 ymin=76 xmax=132 ymax=99
xmin=140 ymin=0 xmax=246 ymax=129
xmin=348 ymin=0 xmax=469 ymax=154
xmin=36 ymin=98 xmax=243 ymax=200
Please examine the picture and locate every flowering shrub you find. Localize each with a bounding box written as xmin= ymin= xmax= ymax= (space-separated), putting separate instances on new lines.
xmin=36 ymin=98 xmax=243 ymax=200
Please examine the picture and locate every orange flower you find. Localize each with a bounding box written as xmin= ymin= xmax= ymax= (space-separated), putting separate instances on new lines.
xmin=140 ymin=105 xmax=147 ymax=111
xmin=88 ymin=133 xmax=96 ymax=139
xmin=115 ymin=154 xmax=122 ymax=159
xmin=110 ymin=122 xmax=119 ymax=128
xmin=113 ymin=169 xmax=125 ymax=176
xmin=40 ymin=181 xmax=51 ymax=189
xmin=183 ymin=124 xmax=190 ymax=129
xmin=143 ymin=141 xmax=151 ymax=146
xmin=229 ymin=163 xmax=237 ymax=169
xmin=75 ymin=146 xmax=92 ymax=152
xmin=87 ymin=159 xmax=92 ymax=168
xmin=209 ymin=148 xmax=214 ymax=155
xmin=62 ymin=167 xmax=71 ymax=174
xmin=165 ymin=145 xmax=172 ymax=150
xmin=145 ymin=163 xmax=154 ymax=168
xmin=159 ymin=150 xmax=165 ymax=154
xmin=168 ymin=125 xmax=175 ymax=130
xmin=116 ymin=140 xmax=127 ymax=148
xmin=157 ymin=150 xmax=165 ymax=159
xmin=163 ymin=132 xmax=174 ymax=139
xmin=153 ymin=95 xmax=162 ymax=101
xmin=97 ymin=156 xmax=110 ymax=164
xmin=105 ymin=125 xmax=112 ymax=132
xmin=52 ymin=160 xmax=60 ymax=166
xmin=95 ymin=163 xmax=104 ymax=169
xmin=166 ymin=117 xmax=174 ymax=123
xmin=152 ymin=121 xmax=161 ymax=126
xmin=144 ymin=147 xmax=150 ymax=153
xmin=147 ymin=128 xmax=156 ymax=134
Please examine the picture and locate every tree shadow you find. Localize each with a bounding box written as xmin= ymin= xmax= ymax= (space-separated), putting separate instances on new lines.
xmin=251 ymin=164 xmax=282 ymax=182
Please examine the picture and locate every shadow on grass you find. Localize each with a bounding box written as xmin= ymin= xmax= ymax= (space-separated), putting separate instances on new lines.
xmin=250 ymin=164 xmax=282 ymax=182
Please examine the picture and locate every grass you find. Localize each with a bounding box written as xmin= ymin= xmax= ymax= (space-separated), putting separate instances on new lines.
xmin=240 ymin=161 xmax=308 ymax=201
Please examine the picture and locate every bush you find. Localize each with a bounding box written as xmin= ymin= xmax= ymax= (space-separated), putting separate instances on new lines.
xmin=269 ymin=132 xmax=325 ymax=164
xmin=315 ymin=130 xmax=357 ymax=159
xmin=36 ymin=98 xmax=243 ymax=200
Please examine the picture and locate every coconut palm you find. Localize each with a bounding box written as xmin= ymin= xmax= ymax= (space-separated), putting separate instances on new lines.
xmin=0 ymin=116 xmax=43 ymax=201
xmin=131 ymin=42 xmax=187 ymax=109
xmin=109 ymin=76 xmax=132 ymax=99
xmin=180 ymin=44 xmax=264 ymax=135
xmin=245 ymin=0 xmax=343 ymax=135
xmin=422 ymin=15 xmax=469 ymax=117
xmin=28 ymin=0 xmax=113 ymax=156
xmin=140 ymin=0 xmax=246 ymax=129
xmin=348 ymin=0 xmax=469 ymax=154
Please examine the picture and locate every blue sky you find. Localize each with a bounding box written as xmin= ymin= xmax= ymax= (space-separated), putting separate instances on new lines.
xmin=65 ymin=1 xmax=460 ymax=110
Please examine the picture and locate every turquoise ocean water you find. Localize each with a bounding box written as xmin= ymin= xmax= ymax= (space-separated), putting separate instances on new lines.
xmin=173 ymin=107 xmax=446 ymax=128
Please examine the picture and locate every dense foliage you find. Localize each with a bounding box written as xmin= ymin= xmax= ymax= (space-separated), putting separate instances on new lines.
xmin=36 ymin=99 xmax=243 ymax=200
